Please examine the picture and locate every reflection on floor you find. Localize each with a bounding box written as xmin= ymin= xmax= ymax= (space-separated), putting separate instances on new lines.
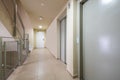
xmin=7 ymin=48 xmax=78 ymax=80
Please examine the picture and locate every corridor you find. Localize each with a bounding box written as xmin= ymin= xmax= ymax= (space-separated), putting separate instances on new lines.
xmin=1 ymin=0 xmax=120 ymax=80
xmin=7 ymin=49 xmax=78 ymax=80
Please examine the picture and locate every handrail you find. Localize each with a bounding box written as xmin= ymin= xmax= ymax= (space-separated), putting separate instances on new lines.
xmin=4 ymin=41 xmax=18 ymax=42
xmin=0 ymin=35 xmax=29 ymax=80
xmin=0 ymin=37 xmax=13 ymax=38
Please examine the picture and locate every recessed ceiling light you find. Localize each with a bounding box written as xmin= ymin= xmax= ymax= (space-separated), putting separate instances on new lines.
xmin=39 ymin=16 xmax=43 ymax=20
xmin=41 ymin=3 xmax=45 ymax=6
xmin=39 ymin=25 xmax=43 ymax=29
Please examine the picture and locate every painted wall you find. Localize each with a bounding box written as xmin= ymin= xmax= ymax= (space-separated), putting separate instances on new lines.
xmin=46 ymin=0 xmax=78 ymax=77
xmin=66 ymin=0 xmax=74 ymax=76
xmin=46 ymin=19 xmax=58 ymax=58
xmin=66 ymin=0 xmax=78 ymax=77
xmin=0 ymin=0 xmax=14 ymax=36
xmin=0 ymin=21 xmax=12 ymax=38
xmin=0 ymin=0 xmax=34 ymax=51
xmin=46 ymin=4 xmax=67 ymax=58
xmin=0 ymin=21 xmax=16 ymax=51
xmin=17 ymin=2 xmax=34 ymax=51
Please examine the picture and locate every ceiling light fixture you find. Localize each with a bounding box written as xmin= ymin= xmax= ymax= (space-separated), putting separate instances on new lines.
xmin=41 ymin=3 xmax=45 ymax=6
xmin=39 ymin=16 xmax=43 ymax=20
xmin=39 ymin=25 xmax=43 ymax=29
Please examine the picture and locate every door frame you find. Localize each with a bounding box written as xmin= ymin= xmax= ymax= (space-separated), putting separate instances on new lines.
xmin=77 ymin=0 xmax=88 ymax=80
xmin=57 ymin=8 xmax=67 ymax=60
xmin=59 ymin=16 xmax=67 ymax=64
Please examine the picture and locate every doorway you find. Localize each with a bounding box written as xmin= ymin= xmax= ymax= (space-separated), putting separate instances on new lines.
xmin=36 ymin=31 xmax=45 ymax=48
xmin=60 ymin=17 xmax=66 ymax=64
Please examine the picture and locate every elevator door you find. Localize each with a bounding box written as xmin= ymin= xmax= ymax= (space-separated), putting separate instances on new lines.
xmin=36 ymin=32 xmax=45 ymax=48
xmin=83 ymin=0 xmax=120 ymax=80
xmin=60 ymin=17 xmax=66 ymax=63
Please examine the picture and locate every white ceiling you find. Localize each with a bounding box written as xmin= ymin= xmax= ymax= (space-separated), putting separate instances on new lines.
xmin=20 ymin=0 xmax=68 ymax=30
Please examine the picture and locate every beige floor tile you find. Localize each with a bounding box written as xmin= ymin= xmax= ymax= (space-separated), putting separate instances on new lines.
xmin=7 ymin=48 xmax=78 ymax=80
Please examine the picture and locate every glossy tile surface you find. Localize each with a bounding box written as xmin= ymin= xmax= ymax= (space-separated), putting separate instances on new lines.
xmin=7 ymin=49 xmax=78 ymax=80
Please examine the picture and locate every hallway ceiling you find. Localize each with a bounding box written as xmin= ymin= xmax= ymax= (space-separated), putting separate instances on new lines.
xmin=20 ymin=0 xmax=68 ymax=30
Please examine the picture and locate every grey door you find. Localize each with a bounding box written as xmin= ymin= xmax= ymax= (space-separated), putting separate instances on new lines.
xmin=60 ymin=17 xmax=66 ymax=63
xmin=82 ymin=0 xmax=120 ymax=80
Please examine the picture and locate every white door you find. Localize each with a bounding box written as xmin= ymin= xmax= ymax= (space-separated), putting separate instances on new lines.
xmin=36 ymin=32 xmax=45 ymax=48
xmin=60 ymin=17 xmax=66 ymax=63
xmin=82 ymin=0 xmax=120 ymax=80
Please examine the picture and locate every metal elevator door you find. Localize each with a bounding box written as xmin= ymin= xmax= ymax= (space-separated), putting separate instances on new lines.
xmin=60 ymin=17 xmax=66 ymax=64
xmin=82 ymin=0 xmax=120 ymax=80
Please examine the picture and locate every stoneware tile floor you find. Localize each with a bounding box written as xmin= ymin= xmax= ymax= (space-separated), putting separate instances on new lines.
xmin=7 ymin=48 xmax=78 ymax=80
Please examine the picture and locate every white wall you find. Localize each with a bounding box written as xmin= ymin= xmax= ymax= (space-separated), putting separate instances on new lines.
xmin=0 ymin=21 xmax=16 ymax=51
xmin=18 ymin=3 xmax=34 ymax=51
xmin=46 ymin=0 xmax=78 ymax=77
xmin=23 ymin=12 xmax=34 ymax=51
xmin=46 ymin=4 xmax=67 ymax=58
xmin=66 ymin=0 xmax=74 ymax=76
xmin=0 ymin=21 xmax=12 ymax=38
xmin=0 ymin=20 xmax=15 ymax=42
xmin=66 ymin=0 xmax=78 ymax=77
xmin=0 ymin=20 xmax=15 ymax=65
xmin=0 ymin=0 xmax=13 ymax=35
xmin=46 ymin=19 xmax=58 ymax=58
xmin=0 ymin=1 xmax=34 ymax=52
